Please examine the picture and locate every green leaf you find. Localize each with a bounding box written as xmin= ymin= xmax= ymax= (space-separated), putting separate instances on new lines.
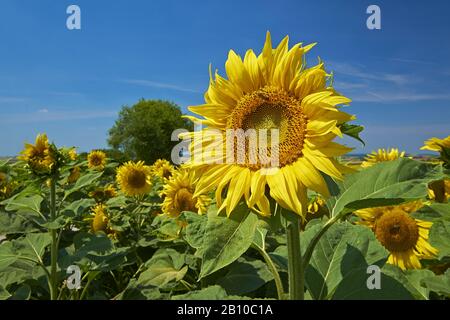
xmin=182 ymin=211 xmax=208 ymax=253
xmin=216 ymin=257 xmax=273 ymax=295
xmin=0 ymin=286 xmax=11 ymax=300
xmin=0 ymin=242 xmax=17 ymax=269
xmin=4 ymin=193 xmax=43 ymax=217
xmin=64 ymin=171 xmax=103 ymax=198
xmin=171 ymin=285 xmax=228 ymax=300
xmin=329 ymin=158 xmax=444 ymax=219
xmin=300 ymin=222 xmax=414 ymax=300
xmin=340 ymin=123 xmax=365 ymax=145
xmin=0 ymin=211 xmax=39 ymax=235
xmin=420 ymin=270 xmax=450 ymax=298
xmin=412 ymin=203 xmax=450 ymax=222
xmin=199 ymin=204 xmax=259 ymax=279
xmin=9 ymin=284 xmax=31 ymax=300
xmin=382 ymin=265 xmax=434 ymax=300
xmin=62 ymin=198 xmax=95 ymax=217
xmin=137 ymin=248 xmax=187 ymax=288
xmin=429 ymin=220 xmax=450 ymax=260
xmin=119 ymin=280 xmax=163 ymax=300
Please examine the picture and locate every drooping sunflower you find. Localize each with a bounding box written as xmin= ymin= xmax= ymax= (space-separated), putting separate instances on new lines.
xmin=361 ymin=148 xmax=405 ymax=168
xmin=161 ymin=168 xmax=212 ymax=218
xmin=87 ymin=150 xmax=107 ymax=170
xmin=19 ymin=133 xmax=56 ymax=174
xmin=181 ymin=32 xmax=355 ymax=217
xmin=152 ymin=159 xmax=175 ymax=181
xmin=355 ymin=201 xmax=438 ymax=270
xmin=90 ymin=203 xmax=109 ymax=233
xmin=428 ymin=179 xmax=450 ymax=203
xmin=116 ymin=161 xmax=152 ymax=197
xmin=67 ymin=166 xmax=81 ymax=184
xmin=421 ymin=135 xmax=450 ymax=152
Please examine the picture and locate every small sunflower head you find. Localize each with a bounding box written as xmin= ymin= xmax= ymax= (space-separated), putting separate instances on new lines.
xmin=361 ymin=148 xmax=405 ymax=168
xmin=116 ymin=161 xmax=152 ymax=197
xmin=421 ymin=135 xmax=450 ymax=168
xmin=152 ymin=159 xmax=175 ymax=181
xmin=87 ymin=150 xmax=107 ymax=171
xmin=0 ymin=172 xmax=7 ymax=186
xmin=67 ymin=166 xmax=81 ymax=184
xmin=0 ymin=180 xmax=18 ymax=201
xmin=68 ymin=148 xmax=78 ymax=161
xmin=428 ymin=179 xmax=450 ymax=203
xmin=19 ymin=133 xmax=57 ymax=175
xmin=161 ymin=168 xmax=212 ymax=217
xmin=89 ymin=184 xmax=117 ymax=203
xmin=91 ymin=204 xmax=109 ymax=233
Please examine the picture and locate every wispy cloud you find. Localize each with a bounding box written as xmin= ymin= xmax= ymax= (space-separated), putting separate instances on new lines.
xmin=1 ymin=110 xmax=117 ymax=124
xmin=329 ymin=62 xmax=410 ymax=86
xmin=334 ymin=81 xmax=368 ymax=90
xmin=352 ymin=91 xmax=450 ymax=103
xmin=390 ymin=58 xmax=435 ymax=65
xmin=121 ymin=79 xmax=201 ymax=93
xmin=0 ymin=96 xmax=28 ymax=103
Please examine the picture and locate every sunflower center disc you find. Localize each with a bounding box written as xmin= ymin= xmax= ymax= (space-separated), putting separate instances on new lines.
xmin=127 ymin=170 xmax=147 ymax=189
xmin=374 ymin=210 xmax=419 ymax=252
xmin=174 ymin=188 xmax=196 ymax=212
xmin=228 ymin=86 xmax=307 ymax=169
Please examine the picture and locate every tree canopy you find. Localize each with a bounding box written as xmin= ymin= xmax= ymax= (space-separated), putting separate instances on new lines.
xmin=108 ymin=99 xmax=193 ymax=164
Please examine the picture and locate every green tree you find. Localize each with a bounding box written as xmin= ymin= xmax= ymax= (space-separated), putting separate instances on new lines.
xmin=108 ymin=99 xmax=193 ymax=164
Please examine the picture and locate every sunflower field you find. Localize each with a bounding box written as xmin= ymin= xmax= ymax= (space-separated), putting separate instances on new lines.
xmin=0 ymin=33 xmax=449 ymax=301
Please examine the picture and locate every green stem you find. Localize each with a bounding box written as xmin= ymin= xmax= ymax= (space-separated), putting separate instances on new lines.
xmin=50 ymin=177 xmax=58 ymax=300
xmin=302 ymin=215 xmax=339 ymax=271
xmin=252 ymin=244 xmax=285 ymax=300
xmin=286 ymin=212 xmax=304 ymax=300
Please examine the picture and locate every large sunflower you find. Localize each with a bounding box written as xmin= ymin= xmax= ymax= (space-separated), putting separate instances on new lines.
xmin=19 ymin=133 xmax=55 ymax=174
xmin=182 ymin=32 xmax=354 ymax=217
xmin=355 ymin=201 xmax=438 ymax=270
xmin=161 ymin=168 xmax=211 ymax=217
xmin=116 ymin=161 xmax=152 ymax=197
xmin=361 ymin=148 xmax=405 ymax=168
xmin=87 ymin=150 xmax=107 ymax=170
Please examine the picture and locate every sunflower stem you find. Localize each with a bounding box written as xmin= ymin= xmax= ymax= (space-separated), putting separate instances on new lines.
xmin=286 ymin=212 xmax=304 ymax=300
xmin=49 ymin=176 xmax=58 ymax=300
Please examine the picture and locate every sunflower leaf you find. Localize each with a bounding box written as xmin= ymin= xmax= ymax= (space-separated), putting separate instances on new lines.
xmin=329 ymin=158 xmax=444 ymax=219
xmin=340 ymin=123 xmax=365 ymax=146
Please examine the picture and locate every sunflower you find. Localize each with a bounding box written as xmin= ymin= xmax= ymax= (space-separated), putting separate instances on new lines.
xmin=361 ymin=148 xmax=405 ymax=168
xmin=68 ymin=148 xmax=78 ymax=161
xmin=87 ymin=150 xmax=107 ymax=170
xmin=181 ymin=32 xmax=354 ymax=217
xmin=116 ymin=161 xmax=152 ymax=197
xmin=428 ymin=179 xmax=450 ymax=203
xmin=89 ymin=184 xmax=117 ymax=203
xmin=161 ymin=168 xmax=212 ymax=217
xmin=19 ymin=133 xmax=55 ymax=174
xmin=67 ymin=166 xmax=81 ymax=184
xmin=355 ymin=201 xmax=438 ymax=270
xmin=152 ymin=159 xmax=175 ymax=180
xmin=0 ymin=172 xmax=7 ymax=186
xmin=302 ymin=196 xmax=329 ymax=229
xmin=421 ymin=135 xmax=450 ymax=152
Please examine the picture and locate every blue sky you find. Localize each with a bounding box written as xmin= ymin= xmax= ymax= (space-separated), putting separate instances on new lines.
xmin=0 ymin=0 xmax=449 ymax=156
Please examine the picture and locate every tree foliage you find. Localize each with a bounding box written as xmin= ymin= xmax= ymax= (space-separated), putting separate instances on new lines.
xmin=108 ymin=99 xmax=192 ymax=164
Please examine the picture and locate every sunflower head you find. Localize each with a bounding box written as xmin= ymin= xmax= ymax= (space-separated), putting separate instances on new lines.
xmin=152 ymin=159 xmax=175 ymax=180
xmin=428 ymin=179 xmax=450 ymax=203
xmin=0 ymin=172 xmax=7 ymax=186
xmin=181 ymin=32 xmax=355 ymax=217
xmin=87 ymin=150 xmax=107 ymax=171
xmin=19 ymin=134 xmax=57 ymax=175
xmin=90 ymin=204 xmax=109 ymax=233
xmin=0 ymin=181 xmax=18 ymax=201
xmin=361 ymin=148 xmax=405 ymax=168
xmin=355 ymin=201 xmax=438 ymax=270
xmin=421 ymin=135 xmax=450 ymax=168
xmin=68 ymin=148 xmax=78 ymax=161
xmin=67 ymin=166 xmax=81 ymax=184
xmin=89 ymin=184 xmax=117 ymax=203
xmin=161 ymin=168 xmax=211 ymax=217
xmin=116 ymin=161 xmax=152 ymax=197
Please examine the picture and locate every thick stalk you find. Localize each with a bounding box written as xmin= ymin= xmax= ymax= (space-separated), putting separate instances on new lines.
xmin=50 ymin=177 xmax=58 ymax=300
xmin=286 ymin=213 xmax=304 ymax=300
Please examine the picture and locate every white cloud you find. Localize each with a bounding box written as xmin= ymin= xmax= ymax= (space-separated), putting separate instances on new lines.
xmin=121 ymin=79 xmax=201 ymax=93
